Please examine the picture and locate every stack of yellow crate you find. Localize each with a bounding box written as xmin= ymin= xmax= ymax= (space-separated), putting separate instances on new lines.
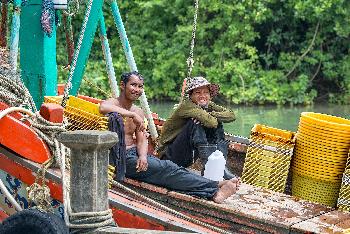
xmin=292 ymin=112 xmax=350 ymax=207
xmin=44 ymin=96 xmax=108 ymax=131
xmin=241 ymin=124 xmax=296 ymax=193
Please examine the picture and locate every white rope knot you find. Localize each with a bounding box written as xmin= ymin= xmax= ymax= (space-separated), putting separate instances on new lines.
xmin=68 ymin=209 xmax=115 ymax=230
xmin=27 ymin=182 xmax=52 ymax=212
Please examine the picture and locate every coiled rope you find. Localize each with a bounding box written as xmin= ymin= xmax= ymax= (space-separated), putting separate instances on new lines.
xmin=0 ymin=71 xmax=36 ymax=112
xmin=0 ymin=58 xmax=114 ymax=230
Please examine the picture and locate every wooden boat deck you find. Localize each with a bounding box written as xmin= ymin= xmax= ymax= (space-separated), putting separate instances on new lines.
xmin=2 ymin=143 xmax=350 ymax=233
xmin=118 ymin=177 xmax=350 ymax=233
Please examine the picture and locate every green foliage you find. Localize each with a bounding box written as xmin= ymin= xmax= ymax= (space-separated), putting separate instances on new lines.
xmin=56 ymin=0 xmax=350 ymax=105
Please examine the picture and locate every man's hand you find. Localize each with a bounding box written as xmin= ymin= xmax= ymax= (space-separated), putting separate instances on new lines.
xmin=191 ymin=118 xmax=201 ymax=125
xmin=136 ymin=155 xmax=148 ymax=172
xmin=132 ymin=113 xmax=145 ymax=132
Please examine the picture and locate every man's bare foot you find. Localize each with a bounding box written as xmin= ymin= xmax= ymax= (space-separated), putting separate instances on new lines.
xmin=218 ymin=180 xmax=229 ymax=187
xmin=230 ymin=177 xmax=241 ymax=189
xmin=218 ymin=177 xmax=241 ymax=188
xmin=213 ymin=181 xmax=237 ymax=203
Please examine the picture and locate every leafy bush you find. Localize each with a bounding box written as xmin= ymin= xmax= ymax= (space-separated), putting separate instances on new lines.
xmin=56 ymin=0 xmax=350 ymax=105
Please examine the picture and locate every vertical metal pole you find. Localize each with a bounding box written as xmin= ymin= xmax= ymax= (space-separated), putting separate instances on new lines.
xmin=20 ymin=0 xmax=57 ymax=109
xmin=9 ymin=0 xmax=21 ymax=71
xmin=110 ymin=0 xmax=158 ymax=139
xmin=98 ymin=12 xmax=118 ymax=98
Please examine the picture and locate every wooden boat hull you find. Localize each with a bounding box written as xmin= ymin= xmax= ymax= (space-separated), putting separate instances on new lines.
xmin=0 ymin=100 xmax=350 ymax=233
xmin=0 ymin=146 xmax=219 ymax=233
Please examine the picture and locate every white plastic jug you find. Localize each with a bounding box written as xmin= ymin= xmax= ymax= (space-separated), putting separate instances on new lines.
xmin=203 ymin=150 xmax=226 ymax=181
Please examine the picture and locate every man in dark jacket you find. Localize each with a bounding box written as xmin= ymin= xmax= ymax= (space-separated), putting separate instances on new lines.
xmin=100 ymin=72 xmax=239 ymax=203
xmin=158 ymin=76 xmax=236 ymax=179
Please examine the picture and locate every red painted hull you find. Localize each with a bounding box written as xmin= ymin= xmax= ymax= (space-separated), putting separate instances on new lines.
xmin=0 ymin=148 xmax=216 ymax=233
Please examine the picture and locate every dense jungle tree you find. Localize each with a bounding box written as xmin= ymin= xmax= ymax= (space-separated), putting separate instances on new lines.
xmin=57 ymin=0 xmax=350 ymax=105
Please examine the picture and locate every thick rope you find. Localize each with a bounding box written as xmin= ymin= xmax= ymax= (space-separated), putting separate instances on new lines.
xmin=181 ymin=0 xmax=199 ymax=101
xmin=40 ymin=0 xmax=55 ymax=37
xmin=111 ymin=180 xmax=231 ymax=234
xmin=1 ymin=47 xmax=113 ymax=229
xmin=0 ymin=70 xmax=37 ymax=112
xmin=186 ymin=0 xmax=199 ymax=80
xmin=61 ymin=0 xmax=94 ymax=108
xmin=0 ymin=107 xmax=65 ymax=211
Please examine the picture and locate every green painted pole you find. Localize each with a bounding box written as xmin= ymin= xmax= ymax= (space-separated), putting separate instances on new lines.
xmin=65 ymin=0 xmax=103 ymax=97
xmin=9 ymin=0 xmax=21 ymax=71
xmin=20 ymin=0 xmax=57 ymax=109
xmin=110 ymin=0 xmax=158 ymax=139
xmin=98 ymin=12 xmax=118 ymax=98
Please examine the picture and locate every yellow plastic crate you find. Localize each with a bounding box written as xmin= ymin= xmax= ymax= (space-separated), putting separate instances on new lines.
xmin=337 ymin=150 xmax=350 ymax=211
xmin=291 ymin=112 xmax=350 ymax=207
xmin=292 ymin=170 xmax=341 ymax=207
xmin=44 ymin=96 xmax=108 ymax=131
xmin=292 ymin=112 xmax=350 ymax=182
xmin=241 ymin=124 xmax=296 ymax=193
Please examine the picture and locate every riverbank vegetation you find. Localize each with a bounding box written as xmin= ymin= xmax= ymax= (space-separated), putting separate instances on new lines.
xmin=57 ymin=0 xmax=350 ymax=105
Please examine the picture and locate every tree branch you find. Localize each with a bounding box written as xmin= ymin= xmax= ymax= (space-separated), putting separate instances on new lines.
xmin=285 ymin=21 xmax=320 ymax=78
xmin=238 ymin=74 xmax=245 ymax=93
xmin=310 ymin=61 xmax=321 ymax=84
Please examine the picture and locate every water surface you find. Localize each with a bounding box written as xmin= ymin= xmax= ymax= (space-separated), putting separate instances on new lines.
xmin=149 ymin=102 xmax=350 ymax=137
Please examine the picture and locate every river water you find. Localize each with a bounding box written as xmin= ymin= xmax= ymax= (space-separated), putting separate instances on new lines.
xmin=150 ymin=102 xmax=350 ymax=137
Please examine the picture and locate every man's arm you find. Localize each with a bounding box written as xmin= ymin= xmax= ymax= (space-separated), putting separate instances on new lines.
xmin=100 ymin=98 xmax=135 ymax=117
xmin=100 ymin=98 xmax=145 ymax=132
xmin=177 ymin=100 xmax=218 ymax=128
xmin=135 ymin=108 xmax=148 ymax=172
xmin=208 ymin=102 xmax=236 ymax=123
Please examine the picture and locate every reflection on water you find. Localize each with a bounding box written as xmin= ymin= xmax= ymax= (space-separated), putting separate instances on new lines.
xmin=150 ymin=102 xmax=350 ymax=137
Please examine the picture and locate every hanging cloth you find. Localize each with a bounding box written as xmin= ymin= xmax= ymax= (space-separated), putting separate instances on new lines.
xmin=108 ymin=112 xmax=127 ymax=181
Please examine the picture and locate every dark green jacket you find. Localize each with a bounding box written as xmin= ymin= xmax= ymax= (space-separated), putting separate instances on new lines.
xmin=158 ymin=99 xmax=235 ymax=156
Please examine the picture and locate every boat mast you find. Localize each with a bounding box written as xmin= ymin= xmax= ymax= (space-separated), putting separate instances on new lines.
xmin=20 ymin=0 xmax=57 ymax=109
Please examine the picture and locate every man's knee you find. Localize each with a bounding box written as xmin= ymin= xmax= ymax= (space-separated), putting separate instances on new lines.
xmin=191 ymin=122 xmax=208 ymax=146
xmin=149 ymin=155 xmax=179 ymax=170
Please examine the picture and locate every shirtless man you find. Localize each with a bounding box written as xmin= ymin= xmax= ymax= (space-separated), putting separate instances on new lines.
xmin=99 ymin=71 xmax=240 ymax=203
